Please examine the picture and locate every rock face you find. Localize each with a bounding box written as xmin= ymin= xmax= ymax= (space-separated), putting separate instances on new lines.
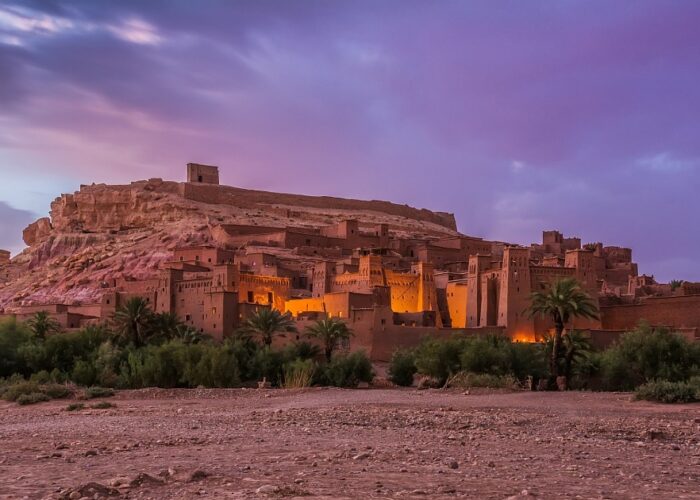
xmin=0 ymin=178 xmax=459 ymax=310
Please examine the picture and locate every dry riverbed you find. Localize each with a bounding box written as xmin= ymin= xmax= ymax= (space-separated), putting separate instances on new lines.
xmin=0 ymin=388 xmax=698 ymax=499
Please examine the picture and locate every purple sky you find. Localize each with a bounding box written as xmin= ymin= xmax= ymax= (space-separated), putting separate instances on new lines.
xmin=0 ymin=1 xmax=699 ymax=281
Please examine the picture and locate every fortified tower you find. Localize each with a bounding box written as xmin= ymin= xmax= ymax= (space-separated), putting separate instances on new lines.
xmin=187 ymin=163 xmax=220 ymax=184
xmin=498 ymin=246 xmax=533 ymax=339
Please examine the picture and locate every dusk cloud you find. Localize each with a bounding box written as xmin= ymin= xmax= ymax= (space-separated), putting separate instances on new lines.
xmin=0 ymin=1 xmax=698 ymax=280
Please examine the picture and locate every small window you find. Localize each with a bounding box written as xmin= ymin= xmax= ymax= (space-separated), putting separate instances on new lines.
xmin=267 ymin=292 xmax=273 ymax=303
xmin=247 ymin=291 xmax=254 ymax=302
xmin=198 ymin=175 xmax=203 ymax=182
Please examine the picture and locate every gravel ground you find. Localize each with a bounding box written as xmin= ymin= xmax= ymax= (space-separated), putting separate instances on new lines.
xmin=0 ymin=388 xmax=698 ymax=499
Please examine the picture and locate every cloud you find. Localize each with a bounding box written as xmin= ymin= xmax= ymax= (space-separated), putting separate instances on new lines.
xmin=0 ymin=201 xmax=36 ymax=256
xmin=0 ymin=0 xmax=698 ymax=281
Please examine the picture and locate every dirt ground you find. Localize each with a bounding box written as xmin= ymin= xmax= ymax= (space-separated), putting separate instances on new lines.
xmin=0 ymin=388 xmax=698 ymax=499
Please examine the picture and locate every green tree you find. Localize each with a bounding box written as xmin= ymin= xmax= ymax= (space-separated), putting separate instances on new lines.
xmin=175 ymin=324 xmax=208 ymax=344
xmin=112 ymin=297 xmax=155 ymax=347
xmin=237 ymin=308 xmax=297 ymax=348
xmin=305 ymin=317 xmax=353 ymax=362
xmin=151 ymin=312 xmax=181 ymax=341
xmin=560 ymin=329 xmax=593 ymax=383
xmin=26 ymin=311 xmax=61 ymax=340
xmin=527 ymin=278 xmax=599 ymax=386
xmin=669 ymin=280 xmax=684 ymax=291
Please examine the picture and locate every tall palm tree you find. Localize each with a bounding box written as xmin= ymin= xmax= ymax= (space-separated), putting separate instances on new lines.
xmin=237 ymin=308 xmax=297 ymax=348
xmin=26 ymin=311 xmax=61 ymax=339
xmin=175 ymin=324 xmax=208 ymax=344
xmin=527 ymin=278 xmax=599 ymax=385
xmin=305 ymin=317 xmax=354 ymax=362
xmin=112 ymin=297 xmax=154 ymax=347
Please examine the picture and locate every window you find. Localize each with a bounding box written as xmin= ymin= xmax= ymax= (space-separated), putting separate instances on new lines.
xmin=247 ymin=291 xmax=254 ymax=302
xmin=186 ymin=314 xmax=191 ymax=321
xmin=267 ymin=292 xmax=273 ymax=303
xmin=198 ymin=175 xmax=203 ymax=182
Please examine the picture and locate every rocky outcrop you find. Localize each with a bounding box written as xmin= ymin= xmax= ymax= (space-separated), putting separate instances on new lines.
xmin=1 ymin=177 xmax=460 ymax=310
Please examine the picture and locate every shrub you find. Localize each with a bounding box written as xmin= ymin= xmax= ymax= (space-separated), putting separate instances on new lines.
xmin=71 ymin=360 xmax=98 ymax=387
xmin=16 ymin=392 xmax=50 ymax=405
xmin=414 ymin=338 xmax=466 ymax=385
xmin=388 ymin=350 xmax=417 ymax=387
xmin=91 ymin=401 xmax=116 ymax=409
xmin=283 ymin=359 xmax=316 ymax=388
xmin=598 ymin=324 xmax=700 ymax=391
xmin=66 ymin=403 xmax=85 ymax=411
xmin=319 ymin=351 xmax=374 ymax=388
xmin=1 ymin=381 xmax=41 ymax=402
xmin=0 ymin=318 xmax=33 ymax=377
xmin=42 ymin=383 xmax=73 ymax=399
xmin=634 ymin=378 xmax=700 ymax=404
xmin=84 ymin=386 xmax=115 ymax=399
xmin=447 ymin=372 xmax=518 ymax=389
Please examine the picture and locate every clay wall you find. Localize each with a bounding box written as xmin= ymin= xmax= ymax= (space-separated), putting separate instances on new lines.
xmin=446 ymin=281 xmax=469 ymax=328
xmin=600 ymin=295 xmax=700 ymax=333
xmin=173 ymin=247 xmax=235 ymax=266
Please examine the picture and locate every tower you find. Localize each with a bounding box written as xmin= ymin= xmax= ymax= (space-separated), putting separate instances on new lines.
xmin=187 ymin=163 xmax=220 ymax=184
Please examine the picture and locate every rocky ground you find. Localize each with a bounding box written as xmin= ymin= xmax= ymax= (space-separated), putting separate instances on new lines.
xmin=0 ymin=388 xmax=698 ymax=499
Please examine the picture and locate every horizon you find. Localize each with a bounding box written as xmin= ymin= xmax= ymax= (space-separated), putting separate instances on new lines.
xmin=1 ymin=1 xmax=699 ymax=281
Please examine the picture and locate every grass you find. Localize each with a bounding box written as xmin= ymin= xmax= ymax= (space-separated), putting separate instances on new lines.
xmin=446 ymin=372 xmax=519 ymax=389
xmin=91 ymin=401 xmax=116 ymax=409
xmin=66 ymin=403 xmax=85 ymax=412
xmin=16 ymin=392 xmax=50 ymax=405
xmin=634 ymin=378 xmax=700 ymax=404
xmin=83 ymin=387 xmax=115 ymax=399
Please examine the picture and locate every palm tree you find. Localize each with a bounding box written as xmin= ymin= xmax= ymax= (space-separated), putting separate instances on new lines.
xmin=26 ymin=311 xmax=61 ymax=339
xmin=562 ymin=329 xmax=593 ymax=383
xmin=112 ymin=297 xmax=154 ymax=347
xmin=151 ymin=311 xmax=181 ymax=341
xmin=670 ymin=279 xmax=684 ymax=291
xmin=237 ymin=308 xmax=297 ymax=348
xmin=305 ymin=317 xmax=354 ymax=362
xmin=527 ymin=278 xmax=599 ymax=386
xmin=175 ymin=324 xmax=208 ymax=344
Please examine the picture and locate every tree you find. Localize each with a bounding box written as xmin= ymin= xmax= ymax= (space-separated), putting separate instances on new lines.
xmin=175 ymin=324 xmax=208 ymax=344
xmin=561 ymin=329 xmax=593 ymax=383
xmin=527 ymin=278 xmax=599 ymax=386
xmin=151 ymin=311 xmax=181 ymax=341
xmin=26 ymin=311 xmax=61 ymax=340
xmin=305 ymin=317 xmax=354 ymax=362
xmin=237 ymin=308 xmax=297 ymax=348
xmin=670 ymin=280 xmax=684 ymax=291
xmin=112 ymin=297 xmax=155 ymax=347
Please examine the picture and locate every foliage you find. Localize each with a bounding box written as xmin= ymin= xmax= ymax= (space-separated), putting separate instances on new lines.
xmin=91 ymin=401 xmax=116 ymax=409
xmin=0 ymin=318 xmax=33 ymax=377
xmin=634 ymin=378 xmax=700 ymax=404
xmin=669 ymin=280 xmax=684 ymax=291
xmin=413 ymin=337 xmax=467 ymax=385
xmin=26 ymin=311 xmax=61 ymax=339
xmin=112 ymin=297 xmax=156 ymax=347
xmin=318 ymin=351 xmax=374 ymax=388
xmin=84 ymin=386 xmax=115 ymax=399
xmin=598 ymin=324 xmax=700 ymax=390
xmin=237 ymin=308 xmax=297 ymax=347
xmin=447 ymin=372 xmax=518 ymax=389
xmin=17 ymin=392 xmax=50 ymax=405
xmin=305 ymin=317 xmax=353 ymax=362
xmin=527 ymin=278 xmax=599 ymax=381
xmin=66 ymin=403 xmax=85 ymax=411
xmin=283 ymin=359 xmax=316 ymax=388
xmin=388 ymin=349 xmax=417 ymax=387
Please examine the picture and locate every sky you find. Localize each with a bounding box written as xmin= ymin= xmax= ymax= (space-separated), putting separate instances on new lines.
xmin=0 ymin=1 xmax=699 ymax=281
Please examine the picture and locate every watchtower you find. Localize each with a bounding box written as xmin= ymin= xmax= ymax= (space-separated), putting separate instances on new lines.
xmin=187 ymin=163 xmax=220 ymax=184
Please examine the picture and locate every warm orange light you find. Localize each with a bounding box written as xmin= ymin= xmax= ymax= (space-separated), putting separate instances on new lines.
xmin=512 ymin=331 xmax=537 ymax=343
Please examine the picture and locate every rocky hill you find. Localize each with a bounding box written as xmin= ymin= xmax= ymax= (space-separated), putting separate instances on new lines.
xmin=0 ymin=177 xmax=459 ymax=311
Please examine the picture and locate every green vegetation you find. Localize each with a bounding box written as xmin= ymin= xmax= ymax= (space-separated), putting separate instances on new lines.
xmin=634 ymin=378 xmax=700 ymax=404
xmin=305 ymin=317 xmax=353 ymax=362
xmin=66 ymin=403 xmax=85 ymax=411
xmin=91 ymin=401 xmax=116 ymax=409
xmin=527 ymin=278 xmax=599 ymax=384
xmin=387 ymin=350 xmax=417 ymax=387
xmin=0 ymin=308 xmax=374 ymax=397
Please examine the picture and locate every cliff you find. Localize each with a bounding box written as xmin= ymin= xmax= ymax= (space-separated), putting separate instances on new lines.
xmin=0 ymin=177 xmax=459 ymax=310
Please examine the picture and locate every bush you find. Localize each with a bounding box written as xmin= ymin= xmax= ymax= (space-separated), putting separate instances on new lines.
xmin=319 ymin=351 xmax=374 ymax=388
xmin=598 ymin=325 xmax=700 ymax=391
xmin=283 ymin=359 xmax=316 ymax=388
xmin=16 ymin=392 xmax=50 ymax=405
xmin=634 ymin=378 xmax=700 ymax=404
xmin=91 ymin=401 xmax=116 ymax=409
xmin=0 ymin=318 xmax=33 ymax=377
xmin=414 ymin=338 xmax=466 ymax=385
xmin=447 ymin=372 xmax=518 ymax=389
xmin=66 ymin=403 xmax=85 ymax=411
xmin=84 ymin=386 xmax=115 ymax=399
xmin=42 ymin=383 xmax=73 ymax=399
xmin=388 ymin=350 xmax=417 ymax=387
xmin=1 ymin=381 xmax=41 ymax=402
